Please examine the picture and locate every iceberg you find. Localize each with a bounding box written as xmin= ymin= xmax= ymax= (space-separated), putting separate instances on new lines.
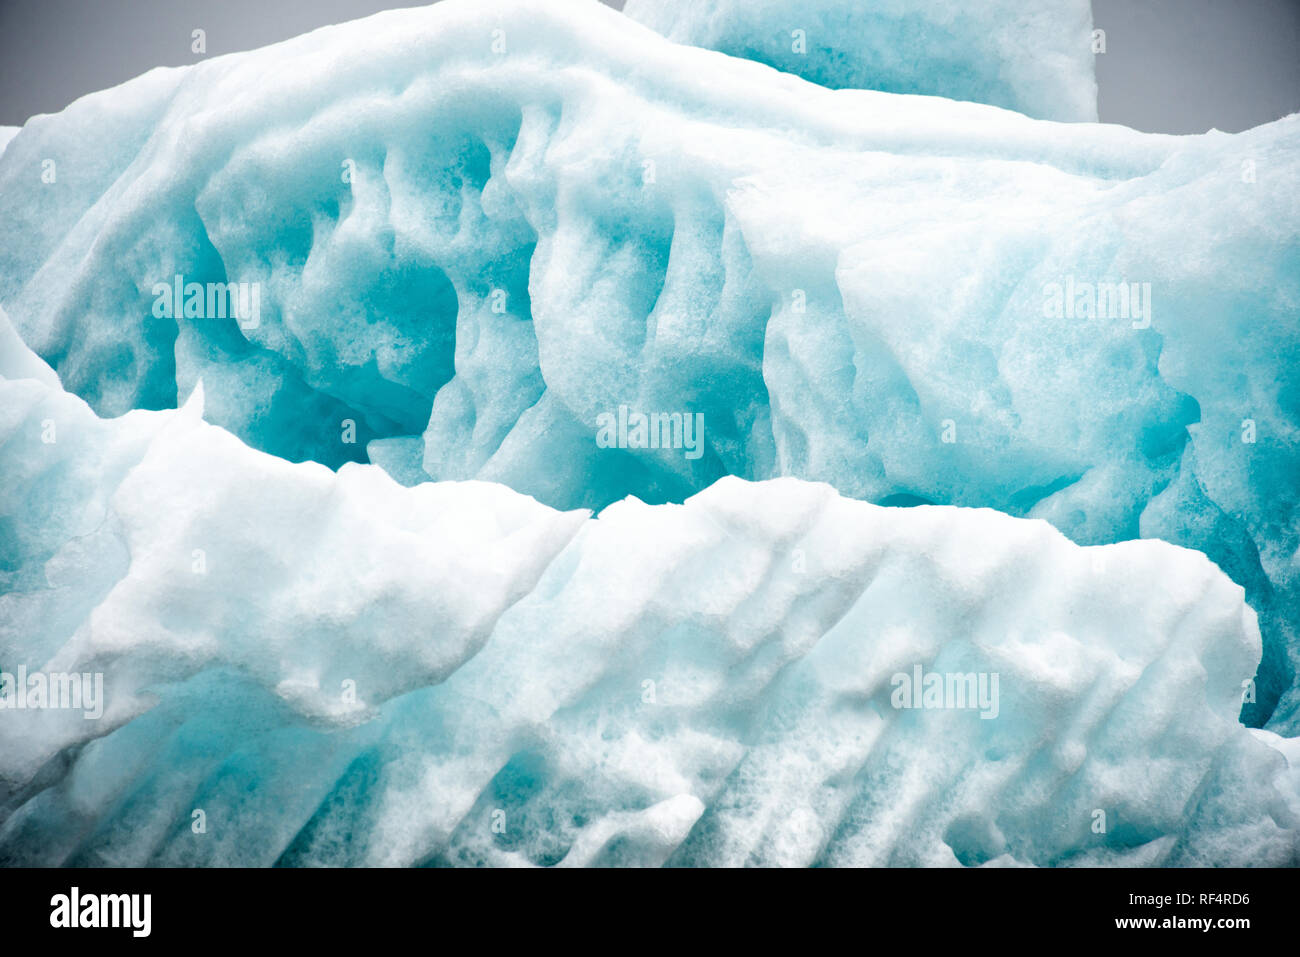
xmin=0 ymin=0 xmax=1298 ymax=866
xmin=1 ymin=0 xmax=1296 ymax=729
xmin=1 ymin=309 xmax=1297 ymax=866
xmin=623 ymin=0 xmax=1100 ymax=121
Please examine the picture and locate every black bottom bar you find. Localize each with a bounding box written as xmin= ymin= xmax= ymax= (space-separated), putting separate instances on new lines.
xmin=0 ymin=866 xmax=1281 ymax=943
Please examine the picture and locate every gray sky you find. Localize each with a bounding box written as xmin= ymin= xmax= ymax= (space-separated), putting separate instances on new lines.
xmin=1 ymin=0 xmax=1297 ymax=133
xmin=1092 ymin=0 xmax=1300 ymax=133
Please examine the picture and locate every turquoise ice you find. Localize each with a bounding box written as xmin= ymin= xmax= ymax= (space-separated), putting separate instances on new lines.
xmin=0 ymin=0 xmax=1298 ymax=865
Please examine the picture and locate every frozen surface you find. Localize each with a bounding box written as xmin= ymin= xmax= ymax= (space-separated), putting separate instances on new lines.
xmin=624 ymin=0 xmax=1099 ymax=121
xmin=0 ymin=0 xmax=1298 ymax=867
xmin=0 ymin=0 xmax=1295 ymax=728
xmin=1 ymin=313 xmax=1296 ymax=866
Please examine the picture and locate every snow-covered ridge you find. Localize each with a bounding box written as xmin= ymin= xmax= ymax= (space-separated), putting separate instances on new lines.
xmin=0 ymin=307 xmax=1295 ymax=866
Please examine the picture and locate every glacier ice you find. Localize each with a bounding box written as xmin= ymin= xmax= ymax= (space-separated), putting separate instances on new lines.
xmin=0 ymin=0 xmax=1298 ymax=867
xmin=1 ymin=307 xmax=1297 ymax=866
xmin=623 ymin=0 xmax=1100 ymax=122
xmin=0 ymin=0 xmax=1296 ymax=730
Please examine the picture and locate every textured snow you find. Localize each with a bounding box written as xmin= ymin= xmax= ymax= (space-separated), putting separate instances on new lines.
xmin=0 ymin=310 xmax=1296 ymax=866
xmin=624 ymin=0 xmax=1099 ymax=121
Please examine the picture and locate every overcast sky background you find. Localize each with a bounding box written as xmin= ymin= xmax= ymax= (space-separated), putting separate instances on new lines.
xmin=0 ymin=0 xmax=1297 ymax=132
